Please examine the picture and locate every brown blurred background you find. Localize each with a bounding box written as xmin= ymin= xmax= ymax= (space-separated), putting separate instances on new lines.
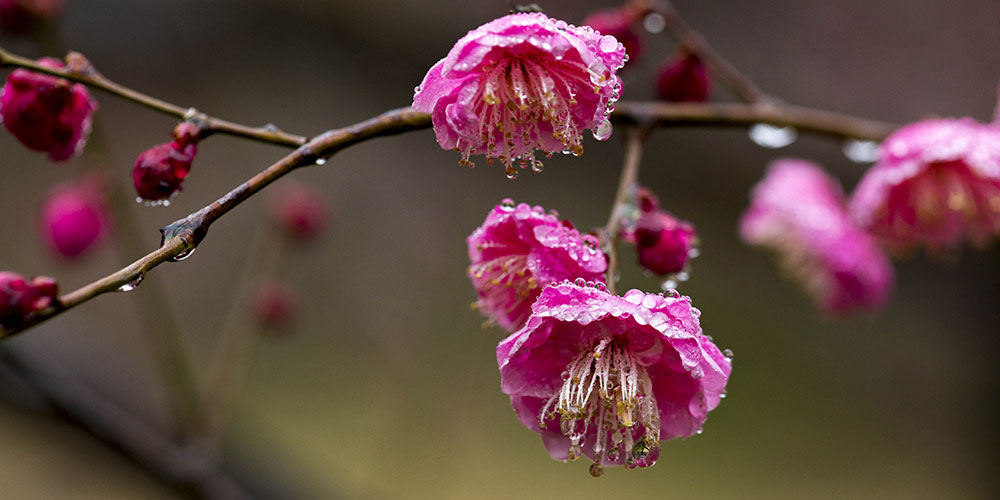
xmin=1 ymin=0 xmax=998 ymax=498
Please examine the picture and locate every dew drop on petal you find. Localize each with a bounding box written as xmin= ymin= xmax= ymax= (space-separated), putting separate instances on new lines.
xmin=599 ymin=35 xmax=618 ymax=53
xmin=842 ymin=139 xmax=880 ymax=163
xmin=749 ymin=123 xmax=798 ymax=148
xmin=500 ymin=198 xmax=516 ymax=211
xmin=593 ymin=119 xmax=613 ymax=141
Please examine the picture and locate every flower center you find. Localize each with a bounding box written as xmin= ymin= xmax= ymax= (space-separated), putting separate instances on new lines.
xmin=539 ymin=337 xmax=661 ymax=469
xmin=461 ymin=57 xmax=601 ymax=178
xmin=468 ymin=253 xmax=538 ymax=324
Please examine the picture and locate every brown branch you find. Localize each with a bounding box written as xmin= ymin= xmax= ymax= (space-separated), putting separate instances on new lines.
xmin=0 ymin=107 xmax=432 ymax=340
xmin=603 ymin=127 xmax=649 ymax=295
xmin=0 ymin=46 xmax=307 ymax=147
xmin=633 ymin=0 xmax=768 ymax=103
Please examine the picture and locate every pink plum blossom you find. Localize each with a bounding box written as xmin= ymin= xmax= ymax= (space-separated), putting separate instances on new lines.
xmin=497 ymin=281 xmax=730 ymax=474
xmin=849 ymin=119 xmax=1000 ymax=251
xmin=467 ymin=199 xmax=606 ymax=332
xmin=413 ymin=12 xmax=627 ymax=178
xmin=1 ymin=57 xmax=97 ymax=161
xmin=582 ymin=7 xmax=643 ymax=66
xmin=40 ymin=178 xmax=109 ymax=258
xmin=655 ymin=51 xmax=711 ymax=103
xmin=742 ymin=159 xmax=894 ymax=314
xmin=621 ymin=187 xmax=698 ymax=276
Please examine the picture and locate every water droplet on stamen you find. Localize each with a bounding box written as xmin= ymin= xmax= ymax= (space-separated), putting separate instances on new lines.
xmin=748 ymin=123 xmax=798 ymax=148
xmin=842 ymin=139 xmax=880 ymax=163
xmin=589 ymin=463 xmax=605 ymax=478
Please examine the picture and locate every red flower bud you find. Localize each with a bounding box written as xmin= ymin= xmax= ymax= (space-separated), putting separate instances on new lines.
xmin=253 ymin=282 xmax=299 ymax=331
xmin=621 ymin=188 xmax=699 ymax=276
xmin=0 ymin=58 xmax=97 ymax=161
xmin=0 ymin=0 xmax=62 ymax=34
xmin=655 ymin=51 xmax=711 ymax=103
xmin=0 ymin=272 xmax=58 ymax=327
xmin=267 ymin=181 xmax=330 ymax=242
xmin=132 ymin=135 xmax=198 ymax=202
xmin=40 ymin=179 xmax=109 ymax=258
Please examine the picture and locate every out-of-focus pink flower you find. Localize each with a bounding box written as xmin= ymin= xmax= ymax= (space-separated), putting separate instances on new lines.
xmin=467 ymin=199 xmax=606 ymax=332
xmin=40 ymin=178 xmax=109 ymax=258
xmin=582 ymin=8 xmax=642 ymax=66
xmin=413 ymin=13 xmax=627 ymax=178
xmin=0 ymin=272 xmax=58 ymax=328
xmin=742 ymin=159 xmax=894 ymax=314
xmin=655 ymin=51 xmax=710 ymax=103
xmin=253 ymin=282 xmax=299 ymax=331
xmin=267 ymin=181 xmax=329 ymax=243
xmin=132 ymin=123 xmax=202 ymax=201
xmin=0 ymin=0 xmax=62 ymax=34
xmin=1 ymin=57 xmax=97 ymax=161
xmin=497 ymin=281 xmax=730 ymax=473
xmin=849 ymin=119 xmax=1000 ymax=251
xmin=621 ymin=188 xmax=698 ymax=276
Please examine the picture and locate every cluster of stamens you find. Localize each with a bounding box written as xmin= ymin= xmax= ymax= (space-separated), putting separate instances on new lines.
xmin=468 ymin=252 xmax=537 ymax=325
xmin=539 ymin=337 xmax=660 ymax=474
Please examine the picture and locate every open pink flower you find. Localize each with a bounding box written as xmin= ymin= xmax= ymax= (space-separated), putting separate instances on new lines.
xmin=40 ymin=178 xmax=109 ymax=258
xmin=413 ymin=12 xmax=627 ymax=178
xmin=1 ymin=57 xmax=97 ymax=161
xmin=742 ymin=159 xmax=894 ymax=314
xmin=582 ymin=7 xmax=642 ymax=66
xmin=849 ymin=119 xmax=1000 ymax=251
xmin=497 ymin=282 xmax=730 ymax=474
xmin=621 ymin=188 xmax=698 ymax=276
xmin=467 ymin=199 xmax=606 ymax=332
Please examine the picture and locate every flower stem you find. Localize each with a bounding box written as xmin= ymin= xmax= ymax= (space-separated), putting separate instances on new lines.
xmin=604 ymin=127 xmax=649 ymax=295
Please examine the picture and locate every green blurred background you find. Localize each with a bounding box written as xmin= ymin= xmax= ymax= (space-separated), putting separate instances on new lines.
xmin=1 ymin=0 xmax=998 ymax=498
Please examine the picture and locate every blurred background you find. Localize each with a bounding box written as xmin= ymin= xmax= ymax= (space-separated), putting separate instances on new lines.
xmin=1 ymin=0 xmax=998 ymax=498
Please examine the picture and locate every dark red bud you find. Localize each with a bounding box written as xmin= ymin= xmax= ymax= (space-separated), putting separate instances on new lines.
xmin=655 ymin=51 xmax=711 ymax=103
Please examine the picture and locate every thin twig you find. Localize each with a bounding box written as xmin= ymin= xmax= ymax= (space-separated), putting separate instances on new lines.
xmin=0 ymin=46 xmax=307 ymax=147
xmin=604 ymin=127 xmax=648 ymax=295
xmin=633 ymin=0 xmax=768 ymax=103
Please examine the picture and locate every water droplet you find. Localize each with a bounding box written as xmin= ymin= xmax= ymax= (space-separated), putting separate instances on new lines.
xmin=531 ymin=160 xmax=544 ymax=173
xmin=315 ymin=158 xmax=327 ymax=166
xmin=748 ymin=123 xmax=798 ymax=148
xmin=688 ymin=247 xmax=701 ymax=259
xmin=643 ymin=13 xmax=666 ymax=33
xmin=172 ymin=247 xmax=196 ymax=262
xmin=505 ymin=164 xmax=518 ymax=179
xmin=676 ymin=271 xmax=690 ymax=282
xmin=574 ymin=277 xmax=586 ymax=286
xmin=592 ymin=119 xmax=613 ymax=141
xmin=842 ymin=139 xmax=880 ymax=163
xmin=118 ymin=273 xmax=144 ymax=292
xmin=589 ymin=463 xmax=604 ymax=478
xmin=161 ymin=200 xmax=170 ymax=207
xmin=599 ymin=35 xmax=618 ymax=53
xmin=661 ymin=279 xmax=678 ymax=291
xmin=723 ymin=348 xmax=734 ymax=360
xmin=696 ymin=428 xmax=704 ymax=435
xmin=135 ymin=197 xmax=143 ymax=203
xmin=500 ymin=198 xmax=516 ymax=211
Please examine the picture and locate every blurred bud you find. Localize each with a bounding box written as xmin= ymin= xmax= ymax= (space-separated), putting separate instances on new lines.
xmin=0 ymin=0 xmax=62 ymax=34
xmin=132 ymin=123 xmax=202 ymax=202
xmin=0 ymin=57 xmax=98 ymax=161
xmin=267 ymin=181 xmax=330 ymax=243
xmin=40 ymin=178 xmax=109 ymax=258
xmin=0 ymin=271 xmax=58 ymax=328
xmin=582 ymin=8 xmax=642 ymax=65
xmin=655 ymin=51 xmax=711 ymax=103
xmin=253 ymin=282 xmax=299 ymax=332
xmin=621 ymin=188 xmax=698 ymax=276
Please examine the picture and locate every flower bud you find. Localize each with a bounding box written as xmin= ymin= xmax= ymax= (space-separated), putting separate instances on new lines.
xmin=40 ymin=179 xmax=109 ymax=258
xmin=0 ymin=272 xmax=58 ymax=328
xmin=0 ymin=0 xmax=62 ymax=34
xmin=582 ymin=8 xmax=643 ymax=65
xmin=267 ymin=181 xmax=329 ymax=242
xmin=132 ymin=123 xmax=202 ymax=202
xmin=655 ymin=51 xmax=711 ymax=103
xmin=0 ymin=57 xmax=98 ymax=161
xmin=253 ymin=282 xmax=299 ymax=332
xmin=622 ymin=188 xmax=698 ymax=276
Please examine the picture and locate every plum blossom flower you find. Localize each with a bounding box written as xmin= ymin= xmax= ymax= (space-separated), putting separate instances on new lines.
xmin=849 ymin=119 xmax=1000 ymax=251
xmin=40 ymin=178 xmax=109 ymax=258
xmin=1 ymin=57 xmax=97 ymax=161
xmin=0 ymin=272 xmax=58 ymax=328
xmin=582 ymin=7 xmax=643 ymax=66
xmin=467 ymin=199 xmax=606 ymax=332
xmin=413 ymin=12 xmax=627 ymax=178
xmin=497 ymin=281 xmax=730 ymax=475
xmin=742 ymin=159 xmax=894 ymax=314
xmin=621 ymin=187 xmax=698 ymax=276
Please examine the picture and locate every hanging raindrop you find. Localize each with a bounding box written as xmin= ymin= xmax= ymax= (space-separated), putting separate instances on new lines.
xmin=748 ymin=123 xmax=798 ymax=148
xmin=842 ymin=139 xmax=880 ymax=163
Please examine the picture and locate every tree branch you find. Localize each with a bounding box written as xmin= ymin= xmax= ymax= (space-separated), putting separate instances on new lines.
xmin=0 ymin=46 xmax=307 ymax=147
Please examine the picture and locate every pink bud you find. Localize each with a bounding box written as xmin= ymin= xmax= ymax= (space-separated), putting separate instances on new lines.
xmin=0 ymin=0 xmax=62 ymax=34
xmin=0 ymin=271 xmax=58 ymax=327
xmin=253 ymin=282 xmax=299 ymax=331
xmin=582 ymin=8 xmax=643 ymax=65
xmin=40 ymin=179 xmax=109 ymax=258
xmin=132 ymin=137 xmax=198 ymax=201
xmin=622 ymin=188 xmax=698 ymax=276
xmin=0 ymin=57 xmax=97 ymax=161
xmin=266 ymin=181 xmax=329 ymax=242
xmin=655 ymin=51 xmax=711 ymax=103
